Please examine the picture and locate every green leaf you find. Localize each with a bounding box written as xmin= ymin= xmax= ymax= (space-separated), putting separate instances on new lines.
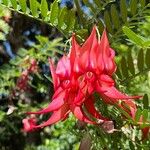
xmin=94 ymin=0 xmax=102 ymax=8
xmin=143 ymin=40 xmax=150 ymax=47
xmin=120 ymin=0 xmax=127 ymax=22
xmin=122 ymin=26 xmax=144 ymax=46
xmin=111 ymin=4 xmax=120 ymax=29
xmin=104 ymin=10 xmax=113 ymax=33
xmin=121 ymin=56 xmax=128 ymax=78
xmin=143 ymin=94 xmax=149 ymax=109
xmin=139 ymin=0 xmax=146 ymax=8
xmin=41 ymin=0 xmax=48 ymax=18
xmin=50 ymin=0 xmax=59 ymax=26
xmin=18 ymin=0 xmax=27 ymax=13
xmin=127 ymin=51 xmax=135 ymax=75
xmin=135 ymin=109 xmax=142 ymax=122
xmin=58 ymin=7 xmax=67 ymax=30
xmin=137 ymin=49 xmax=144 ymax=71
xmin=130 ymin=0 xmax=138 ymax=15
xmin=2 ymin=0 xmax=8 ymax=5
xmin=29 ymin=0 xmax=38 ymax=17
xmin=115 ymin=67 xmax=122 ymax=79
xmin=10 ymin=0 xmax=17 ymax=9
xmin=142 ymin=109 xmax=148 ymax=122
xmin=65 ymin=9 xmax=75 ymax=32
xmin=145 ymin=49 xmax=150 ymax=68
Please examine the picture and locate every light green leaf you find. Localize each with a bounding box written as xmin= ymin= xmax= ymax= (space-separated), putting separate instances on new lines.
xmin=135 ymin=109 xmax=142 ymax=122
xmin=120 ymin=0 xmax=127 ymax=22
xmin=29 ymin=0 xmax=38 ymax=17
xmin=143 ymin=40 xmax=150 ymax=47
xmin=50 ymin=0 xmax=59 ymax=26
xmin=142 ymin=109 xmax=148 ymax=122
xmin=58 ymin=7 xmax=67 ymax=30
xmin=41 ymin=0 xmax=48 ymax=18
xmin=18 ymin=0 xmax=27 ymax=12
xmin=2 ymin=0 xmax=8 ymax=5
xmin=65 ymin=9 xmax=75 ymax=32
xmin=137 ymin=49 xmax=144 ymax=71
xmin=10 ymin=0 xmax=17 ymax=9
xmin=123 ymin=26 xmax=144 ymax=46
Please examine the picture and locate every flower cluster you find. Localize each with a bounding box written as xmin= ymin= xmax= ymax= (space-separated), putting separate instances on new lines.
xmin=23 ymin=26 xmax=141 ymax=131
xmin=17 ymin=59 xmax=38 ymax=91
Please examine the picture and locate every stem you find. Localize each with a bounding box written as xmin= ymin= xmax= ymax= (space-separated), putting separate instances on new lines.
xmin=0 ymin=4 xmax=69 ymax=39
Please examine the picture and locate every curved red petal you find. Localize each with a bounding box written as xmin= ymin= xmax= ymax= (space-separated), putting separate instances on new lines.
xmin=84 ymin=97 xmax=109 ymax=121
xmin=79 ymin=26 xmax=97 ymax=70
xmin=56 ymin=55 xmax=71 ymax=79
xmin=35 ymin=104 xmax=69 ymax=128
xmin=70 ymin=105 xmax=95 ymax=124
xmin=27 ymin=90 xmax=66 ymax=114
xmin=49 ymin=58 xmax=59 ymax=90
xmin=98 ymin=29 xmax=116 ymax=75
xmin=101 ymin=86 xmax=142 ymax=100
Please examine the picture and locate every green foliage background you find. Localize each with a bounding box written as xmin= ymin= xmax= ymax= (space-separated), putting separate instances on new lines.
xmin=0 ymin=0 xmax=150 ymax=150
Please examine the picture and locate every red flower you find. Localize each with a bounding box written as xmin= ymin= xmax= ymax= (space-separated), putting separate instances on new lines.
xmin=17 ymin=59 xmax=38 ymax=91
xmin=24 ymin=26 xmax=141 ymax=129
xmin=22 ymin=117 xmax=37 ymax=132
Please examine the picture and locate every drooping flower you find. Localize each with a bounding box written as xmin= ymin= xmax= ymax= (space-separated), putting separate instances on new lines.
xmin=24 ymin=26 xmax=141 ymax=130
xmin=70 ymin=26 xmax=141 ymax=105
xmin=27 ymin=56 xmax=105 ymax=129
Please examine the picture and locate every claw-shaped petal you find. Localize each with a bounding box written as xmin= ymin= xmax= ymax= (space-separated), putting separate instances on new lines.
xmin=70 ymin=105 xmax=95 ymax=124
xmin=84 ymin=97 xmax=109 ymax=121
xmin=27 ymin=90 xmax=66 ymax=114
xmin=35 ymin=104 xmax=69 ymax=128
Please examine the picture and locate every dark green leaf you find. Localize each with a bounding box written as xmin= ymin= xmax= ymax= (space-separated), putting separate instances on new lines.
xmin=139 ymin=0 xmax=146 ymax=8
xmin=137 ymin=49 xmax=144 ymax=71
xmin=111 ymin=4 xmax=120 ymax=29
xmin=143 ymin=94 xmax=149 ymax=109
xmin=130 ymin=0 xmax=138 ymax=15
xmin=104 ymin=10 xmax=113 ymax=33
xmin=127 ymin=51 xmax=135 ymax=75
xmin=145 ymin=49 xmax=150 ymax=68
xmin=121 ymin=56 xmax=128 ymax=78
xmin=120 ymin=0 xmax=127 ymax=22
xmin=115 ymin=67 xmax=122 ymax=79
xmin=41 ymin=0 xmax=48 ymax=18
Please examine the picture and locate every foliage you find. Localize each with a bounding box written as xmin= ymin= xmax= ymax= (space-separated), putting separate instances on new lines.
xmin=0 ymin=0 xmax=150 ymax=150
